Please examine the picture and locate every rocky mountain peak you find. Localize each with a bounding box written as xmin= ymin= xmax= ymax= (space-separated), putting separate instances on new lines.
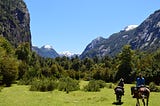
xmin=32 ymin=45 xmax=59 ymax=58
xmin=88 ymin=36 xmax=106 ymax=49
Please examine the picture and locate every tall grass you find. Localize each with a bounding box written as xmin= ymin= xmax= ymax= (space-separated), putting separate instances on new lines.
xmin=0 ymin=81 xmax=159 ymax=106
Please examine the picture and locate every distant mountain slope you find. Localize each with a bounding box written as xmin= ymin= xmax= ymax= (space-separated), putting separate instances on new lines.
xmin=80 ymin=9 xmax=160 ymax=58
xmin=32 ymin=45 xmax=59 ymax=58
xmin=0 ymin=0 xmax=31 ymax=47
xmin=130 ymin=9 xmax=160 ymax=51
xmin=80 ymin=28 xmax=136 ymax=58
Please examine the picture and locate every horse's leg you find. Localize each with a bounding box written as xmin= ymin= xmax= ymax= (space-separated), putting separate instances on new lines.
xmin=147 ymin=89 xmax=150 ymax=106
xmin=146 ymin=98 xmax=149 ymax=106
xmin=119 ymin=95 xmax=122 ymax=103
xmin=142 ymin=98 xmax=145 ymax=106
xmin=136 ymin=98 xmax=140 ymax=106
xmin=116 ymin=94 xmax=118 ymax=102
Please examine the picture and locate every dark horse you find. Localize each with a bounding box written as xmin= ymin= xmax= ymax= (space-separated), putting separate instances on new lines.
xmin=114 ymin=79 xmax=124 ymax=103
xmin=131 ymin=86 xmax=150 ymax=106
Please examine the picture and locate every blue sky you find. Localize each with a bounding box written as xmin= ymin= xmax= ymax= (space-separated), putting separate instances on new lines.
xmin=24 ymin=0 xmax=160 ymax=54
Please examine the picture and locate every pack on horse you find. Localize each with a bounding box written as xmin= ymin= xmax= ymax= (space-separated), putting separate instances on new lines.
xmin=131 ymin=86 xmax=150 ymax=106
xmin=114 ymin=78 xmax=124 ymax=103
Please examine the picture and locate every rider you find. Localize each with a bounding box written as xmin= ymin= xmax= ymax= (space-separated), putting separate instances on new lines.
xmin=136 ymin=73 xmax=145 ymax=88
xmin=118 ymin=78 xmax=124 ymax=87
xmin=133 ymin=73 xmax=145 ymax=98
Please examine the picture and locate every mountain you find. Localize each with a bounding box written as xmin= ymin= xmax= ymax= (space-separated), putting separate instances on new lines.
xmin=59 ymin=51 xmax=80 ymax=57
xmin=32 ymin=46 xmax=79 ymax=58
xmin=130 ymin=10 xmax=160 ymax=51
xmin=80 ymin=28 xmax=136 ymax=58
xmin=32 ymin=45 xmax=59 ymax=58
xmin=80 ymin=9 xmax=160 ymax=58
xmin=0 ymin=0 xmax=31 ymax=47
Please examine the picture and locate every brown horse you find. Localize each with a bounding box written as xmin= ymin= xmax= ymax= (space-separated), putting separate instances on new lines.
xmin=115 ymin=86 xmax=124 ymax=103
xmin=114 ymin=79 xmax=124 ymax=103
xmin=131 ymin=86 xmax=150 ymax=106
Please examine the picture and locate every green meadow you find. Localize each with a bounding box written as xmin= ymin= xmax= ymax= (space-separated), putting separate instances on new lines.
xmin=0 ymin=81 xmax=159 ymax=106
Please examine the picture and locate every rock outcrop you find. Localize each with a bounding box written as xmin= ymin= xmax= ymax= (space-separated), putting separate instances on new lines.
xmin=0 ymin=0 xmax=31 ymax=47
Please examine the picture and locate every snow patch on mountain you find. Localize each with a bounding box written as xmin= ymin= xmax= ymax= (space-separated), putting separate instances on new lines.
xmin=60 ymin=51 xmax=74 ymax=57
xmin=43 ymin=45 xmax=53 ymax=49
xmin=123 ymin=25 xmax=138 ymax=31
xmin=60 ymin=51 xmax=80 ymax=57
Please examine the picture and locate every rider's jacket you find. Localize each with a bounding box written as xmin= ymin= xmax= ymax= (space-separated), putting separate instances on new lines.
xmin=136 ymin=77 xmax=145 ymax=87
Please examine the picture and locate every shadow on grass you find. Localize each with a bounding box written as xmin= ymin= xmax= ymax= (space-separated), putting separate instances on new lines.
xmin=112 ymin=102 xmax=124 ymax=105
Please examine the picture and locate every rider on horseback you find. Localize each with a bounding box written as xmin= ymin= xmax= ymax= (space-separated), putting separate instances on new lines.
xmin=133 ymin=73 xmax=145 ymax=98
xmin=115 ymin=78 xmax=124 ymax=95
xmin=131 ymin=73 xmax=150 ymax=106
xmin=118 ymin=78 xmax=124 ymax=87
xmin=136 ymin=73 xmax=145 ymax=88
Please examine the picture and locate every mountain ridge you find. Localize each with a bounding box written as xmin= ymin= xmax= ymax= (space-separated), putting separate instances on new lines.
xmin=80 ymin=9 xmax=160 ymax=58
xmin=1 ymin=1 xmax=160 ymax=59
xmin=33 ymin=9 xmax=160 ymax=59
xmin=32 ymin=45 xmax=59 ymax=58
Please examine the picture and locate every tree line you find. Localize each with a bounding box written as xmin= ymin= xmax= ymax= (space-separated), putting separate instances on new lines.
xmin=0 ymin=36 xmax=160 ymax=88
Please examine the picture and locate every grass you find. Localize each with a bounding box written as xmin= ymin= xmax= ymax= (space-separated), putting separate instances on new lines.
xmin=0 ymin=81 xmax=159 ymax=106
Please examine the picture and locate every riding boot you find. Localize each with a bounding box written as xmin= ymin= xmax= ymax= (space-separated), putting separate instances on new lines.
xmin=132 ymin=94 xmax=136 ymax=98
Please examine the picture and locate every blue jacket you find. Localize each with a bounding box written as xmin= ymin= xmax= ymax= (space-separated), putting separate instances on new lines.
xmin=136 ymin=77 xmax=145 ymax=87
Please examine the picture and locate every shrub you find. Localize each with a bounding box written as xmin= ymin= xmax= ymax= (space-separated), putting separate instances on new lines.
xmin=18 ymin=77 xmax=35 ymax=85
xmin=84 ymin=80 xmax=100 ymax=92
xmin=106 ymin=83 xmax=115 ymax=89
xmin=0 ymin=86 xmax=3 ymax=92
xmin=83 ymin=80 xmax=106 ymax=92
xmin=149 ymin=82 xmax=160 ymax=92
xmin=96 ymin=80 xmax=106 ymax=88
xmin=30 ymin=78 xmax=57 ymax=92
xmin=57 ymin=77 xmax=80 ymax=93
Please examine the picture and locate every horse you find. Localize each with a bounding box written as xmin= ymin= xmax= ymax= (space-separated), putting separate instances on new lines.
xmin=131 ymin=86 xmax=150 ymax=106
xmin=114 ymin=79 xmax=124 ymax=103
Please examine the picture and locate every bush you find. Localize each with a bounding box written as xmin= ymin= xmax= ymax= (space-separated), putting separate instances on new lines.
xmin=18 ymin=77 xmax=35 ymax=85
xmin=106 ymin=83 xmax=115 ymax=89
xmin=149 ymin=82 xmax=160 ymax=92
xmin=96 ymin=80 xmax=106 ymax=88
xmin=30 ymin=78 xmax=57 ymax=92
xmin=0 ymin=86 xmax=3 ymax=92
xmin=57 ymin=77 xmax=80 ymax=93
xmin=83 ymin=80 xmax=106 ymax=92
